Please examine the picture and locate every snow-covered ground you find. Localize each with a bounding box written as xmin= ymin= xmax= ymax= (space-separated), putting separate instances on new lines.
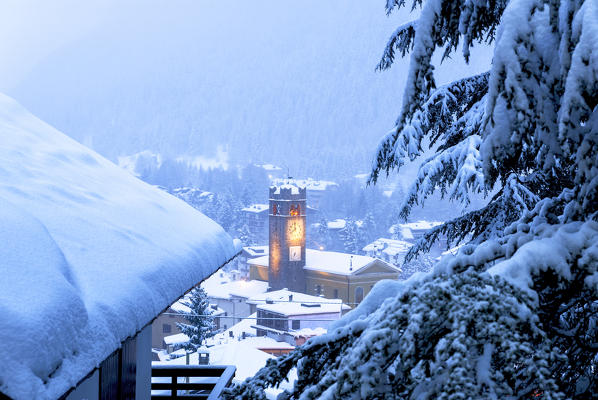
xmin=0 ymin=93 xmax=237 ymax=399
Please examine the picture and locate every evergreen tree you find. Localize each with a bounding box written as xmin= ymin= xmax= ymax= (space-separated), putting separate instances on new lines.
xmin=236 ymin=224 xmax=253 ymax=247
xmin=315 ymin=217 xmax=332 ymax=250
xmin=226 ymin=0 xmax=598 ymax=398
xmin=361 ymin=211 xmax=378 ymax=243
xmin=339 ymin=219 xmax=365 ymax=254
xmin=176 ymin=287 xmax=215 ymax=351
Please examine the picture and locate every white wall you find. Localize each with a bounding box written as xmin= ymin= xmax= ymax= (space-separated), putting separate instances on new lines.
xmin=289 ymin=312 xmax=340 ymax=330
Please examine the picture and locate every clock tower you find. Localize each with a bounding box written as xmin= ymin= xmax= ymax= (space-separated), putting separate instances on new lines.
xmin=268 ymin=182 xmax=306 ymax=293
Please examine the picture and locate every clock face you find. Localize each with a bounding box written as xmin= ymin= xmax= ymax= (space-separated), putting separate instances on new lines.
xmin=289 ymin=246 xmax=301 ymax=261
xmin=287 ymin=219 xmax=304 ymax=241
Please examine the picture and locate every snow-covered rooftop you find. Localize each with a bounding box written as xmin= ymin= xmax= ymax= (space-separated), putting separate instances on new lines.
xmin=327 ymin=218 xmax=346 ymax=230
xmin=270 ymin=180 xmax=303 ymax=195
xmin=201 ymin=277 xmax=269 ymax=300
xmin=256 ymin=163 xmax=283 ymax=171
xmin=363 ymin=238 xmax=413 ymax=256
xmin=400 ymin=220 xmax=443 ymax=231
xmin=272 ymin=177 xmax=338 ymax=191
xmin=157 ymin=336 xmax=296 ymax=390
xmin=241 ymin=203 xmax=269 ymax=213
xmin=0 ymin=93 xmax=237 ymax=400
xmin=248 ymin=249 xmax=394 ymax=276
xmin=163 ymin=333 xmax=190 ymax=346
xmin=242 ymin=245 xmax=269 ymax=258
xmin=247 ymin=289 xmax=348 ymax=316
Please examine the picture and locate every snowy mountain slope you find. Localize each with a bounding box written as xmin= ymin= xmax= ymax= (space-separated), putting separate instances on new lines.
xmin=6 ymin=1 xmax=490 ymax=179
xmin=0 ymin=93 xmax=237 ymax=399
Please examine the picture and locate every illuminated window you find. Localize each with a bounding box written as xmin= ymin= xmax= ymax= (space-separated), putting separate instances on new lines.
xmin=289 ymin=204 xmax=300 ymax=216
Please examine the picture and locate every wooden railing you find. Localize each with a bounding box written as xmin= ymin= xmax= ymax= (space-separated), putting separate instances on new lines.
xmin=151 ymin=365 xmax=236 ymax=399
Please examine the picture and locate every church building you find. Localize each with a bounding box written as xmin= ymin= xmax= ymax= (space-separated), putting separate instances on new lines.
xmin=250 ymin=180 xmax=400 ymax=305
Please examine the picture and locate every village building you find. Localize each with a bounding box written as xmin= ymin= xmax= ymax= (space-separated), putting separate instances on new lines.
xmin=249 ymin=249 xmax=399 ymax=305
xmin=236 ymin=245 xmax=269 ymax=277
xmin=201 ymin=272 xmax=269 ymax=327
xmin=362 ymin=238 xmax=414 ymax=266
xmin=152 ymin=301 xmax=226 ymax=351
xmin=241 ymin=203 xmax=270 ymax=243
xmin=0 ymin=94 xmax=238 ymax=400
xmin=255 ymin=181 xmax=401 ymax=305
xmin=247 ymin=290 xmax=349 ymax=345
xmin=271 ymin=177 xmax=338 ymax=210
xmin=389 ymin=220 xmax=444 ymax=242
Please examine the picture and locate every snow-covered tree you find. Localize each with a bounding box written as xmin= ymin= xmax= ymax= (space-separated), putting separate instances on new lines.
xmin=226 ymin=0 xmax=598 ymax=398
xmin=236 ymin=224 xmax=253 ymax=247
xmin=176 ymin=287 xmax=215 ymax=351
xmin=361 ymin=211 xmax=378 ymax=243
xmin=339 ymin=219 xmax=365 ymax=254
xmin=315 ymin=217 xmax=333 ymax=250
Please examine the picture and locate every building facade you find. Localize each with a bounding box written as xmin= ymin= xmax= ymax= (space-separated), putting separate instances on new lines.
xmin=249 ymin=249 xmax=400 ymax=306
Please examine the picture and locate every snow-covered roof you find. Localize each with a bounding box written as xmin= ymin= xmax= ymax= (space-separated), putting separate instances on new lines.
xmin=242 ymin=245 xmax=269 ymax=258
xmin=158 ymin=337 xmax=294 ymax=385
xmin=0 ymin=93 xmax=237 ymax=400
xmin=270 ymin=180 xmax=304 ymax=195
xmin=248 ymin=289 xmax=348 ymax=316
xmin=292 ymin=327 xmax=327 ymax=338
xmin=400 ymin=220 xmax=443 ymax=231
xmin=327 ymin=218 xmax=346 ymax=230
xmin=163 ymin=333 xmax=190 ymax=346
xmin=272 ymin=177 xmax=338 ymax=191
xmin=363 ymin=238 xmax=413 ymax=257
xmin=256 ymin=163 xmax=283 ymax=171
xmin=201 ymin=278 xmax=269 ymax=300
xmin=207 ymin=313 xmax=259 ymax=343
xmin=241 ymin=203 xmax=269 ymax=213
xmin=248 ymin=249 xmax=396 ymax=276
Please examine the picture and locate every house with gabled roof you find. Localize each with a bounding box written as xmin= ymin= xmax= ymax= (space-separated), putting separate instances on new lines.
xmin=0 ymin=94 xmax=238 ymax=400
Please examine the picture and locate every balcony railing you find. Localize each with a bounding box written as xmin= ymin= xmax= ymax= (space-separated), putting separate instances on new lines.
xmin=151 ymin=365 xmax=236 ymax=399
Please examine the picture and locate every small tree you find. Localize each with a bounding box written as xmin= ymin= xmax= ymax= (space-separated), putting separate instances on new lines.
xmin=176 ymin=287 xmax=215 ymax=351
xmin=339 ymin=219 xmax=362 ymax=254
xmin=237 ymin=224 xmax=253 ymax=247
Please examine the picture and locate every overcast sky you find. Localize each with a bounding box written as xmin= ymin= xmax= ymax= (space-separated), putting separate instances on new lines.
xmin=0 ymin=1 xmax=492 ymax=180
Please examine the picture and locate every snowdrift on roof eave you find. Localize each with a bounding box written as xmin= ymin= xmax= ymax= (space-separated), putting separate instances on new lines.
xmin=0 ymin=92 xmax=236 ymax=400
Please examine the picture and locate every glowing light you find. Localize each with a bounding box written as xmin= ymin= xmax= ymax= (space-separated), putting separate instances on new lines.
xmin=319 ymin=246 xmax=324 ymax=250
xmin=286 ymin=218 xmax=304 ymax=242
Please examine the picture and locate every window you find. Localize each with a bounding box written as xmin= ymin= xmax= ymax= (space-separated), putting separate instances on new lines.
xmin=292 ymin=320 xmax=300 ymax=330
xmin=315 ymin=284 xmax=322 ymax=295
xmin=162 ymin=323 xmax=171 ymax=333
xmin=355 ymin=287 xmax=364 ymax=304
xmin=333 ymin=288 xmax=339 ymax=299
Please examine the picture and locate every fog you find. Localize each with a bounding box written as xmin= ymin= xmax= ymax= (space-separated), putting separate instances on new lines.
xmin=1 ymin=1 xmax=491 ymax=181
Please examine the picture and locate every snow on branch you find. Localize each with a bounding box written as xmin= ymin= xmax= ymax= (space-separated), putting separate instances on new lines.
xmin=404 ymin=173 xmax=540 ymax=260
xmin=370 ymin=72 xmax=488 ymax=183
xmin=377 ymin=21 xmax=417 ymax=71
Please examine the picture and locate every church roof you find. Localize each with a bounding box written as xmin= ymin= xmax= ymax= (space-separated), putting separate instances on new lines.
xmin=247 ymin=249 xmax=398 ymax=276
